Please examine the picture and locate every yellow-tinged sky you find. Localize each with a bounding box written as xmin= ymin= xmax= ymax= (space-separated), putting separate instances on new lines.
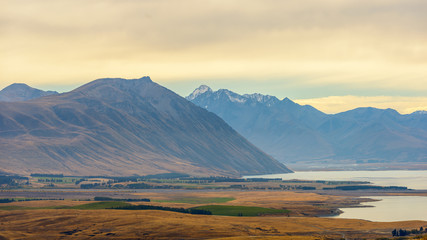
xmin=1 ymin=0 xmax=426 ymax=114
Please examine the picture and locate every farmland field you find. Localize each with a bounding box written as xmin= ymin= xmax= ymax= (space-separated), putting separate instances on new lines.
xmin=1 ymin=179 xmax=427 ymax=239
xmin=191 ymin=205 xmax=290 ymax=216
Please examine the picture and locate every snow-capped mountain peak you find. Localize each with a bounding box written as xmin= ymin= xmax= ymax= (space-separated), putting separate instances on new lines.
xmin=220 ymin=89 xmax=246 ymax=103
xmin=187 ymin=85 xmax=212 ymax=100
xmin=187 ymin=86 xmax=283 ymax=106
xmin=243 ymin=93 xmax=280 ymax=105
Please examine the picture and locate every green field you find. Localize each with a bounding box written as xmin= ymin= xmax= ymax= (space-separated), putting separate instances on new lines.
xmin=191 ymin=205 xmax=290 ymax=216
xmin=0 ymin=206 xmax=31 ymax=210
xmin=153 ymin=197 xmax=235 ymax=204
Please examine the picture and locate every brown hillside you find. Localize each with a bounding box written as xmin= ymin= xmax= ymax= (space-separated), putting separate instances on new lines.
xmin=0 ymin=77 xmax=291 ymax=176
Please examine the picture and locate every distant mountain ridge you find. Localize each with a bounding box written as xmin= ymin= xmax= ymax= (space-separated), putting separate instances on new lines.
xmin=0 ymin=83 xmax=58 ymax=102
xmin=187 ymin=86 xmax=427 ymax=170
xmin=0 ymin=77 xmax=291 ymax=176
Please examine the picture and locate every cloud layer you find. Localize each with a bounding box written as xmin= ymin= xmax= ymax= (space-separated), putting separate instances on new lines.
xmin=1 ymin=0 xmax=426 ymax=112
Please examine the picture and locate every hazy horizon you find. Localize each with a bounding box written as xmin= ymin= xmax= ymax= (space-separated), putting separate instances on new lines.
xmin=2 ymin=79 xmax=426 ymax=115
xmin=2 ymin=0 xmax=426 ymax=113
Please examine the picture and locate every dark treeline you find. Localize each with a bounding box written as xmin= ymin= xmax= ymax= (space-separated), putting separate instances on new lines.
xmin=94 ymin=197 xmax=150 ymax=202
xmin=17 ymin=198 xmax=64 ymax=202
xmin=392 ymin=227 xmax=426 ymax=237
xmin=111 ymin=204 xmax=212 ymax=215
xmin=80 ymin=182 xmax=182 ymax=189
xmin=30 ymin=173 xmax=64 ymax=178
xmin=281 ymin=180 xmax=370 ymax=185
xmin=0 ymin=175 xmax=28 ymax=186
xmin=0 ymin=198 xmax=64 ymax=203
xmin=324 ymin=185 xmax=409 ymax=191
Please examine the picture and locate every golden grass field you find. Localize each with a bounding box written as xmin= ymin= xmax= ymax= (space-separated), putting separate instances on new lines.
xmin=0 ymin=190 xmax=426 ymax=239
xmin=0 ymin=209 xmax=426 ymax=239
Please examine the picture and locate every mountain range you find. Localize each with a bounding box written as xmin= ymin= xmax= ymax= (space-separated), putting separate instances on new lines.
xmin=0 ymin=83 xmax=58 ymax=102
xmin=0 ymin=78 xmax=291 ymax=176
xmin=187 ymin=86 xmax=427 ymax=170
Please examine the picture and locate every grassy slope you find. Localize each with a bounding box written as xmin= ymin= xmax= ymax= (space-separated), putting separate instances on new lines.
xmin=0 ymin=209 xmax=426 ymax=239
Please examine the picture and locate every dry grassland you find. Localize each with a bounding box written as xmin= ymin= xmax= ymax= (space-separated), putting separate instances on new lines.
xmin=0 ymin=209 xmax=426 ymax=239
xmin=0 ymin=191 xmax=425 ymax=239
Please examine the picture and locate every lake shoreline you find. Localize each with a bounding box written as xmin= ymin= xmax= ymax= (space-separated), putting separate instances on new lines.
xmin=245 ymin=170 xmax=427 ymax=190
xmin=332 ymin=195 xmax=427 ymax=222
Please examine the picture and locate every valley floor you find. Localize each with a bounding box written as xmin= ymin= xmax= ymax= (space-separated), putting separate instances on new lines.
xmin=0 ymin=190 xmax=426 ymax=239
xmin=0 ymin=208 xmax=426 ymax=240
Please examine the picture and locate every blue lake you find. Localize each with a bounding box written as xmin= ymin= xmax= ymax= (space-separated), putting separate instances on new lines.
xmin=334 ymin=196 xmax=427 ymax=222
xmin=245 ymin=170 xmax=427 ymax=190
xmin=245 ymin=170 xmax=427 ymax=221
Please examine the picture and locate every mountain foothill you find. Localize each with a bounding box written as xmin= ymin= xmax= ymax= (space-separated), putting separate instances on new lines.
xmin=0 ymin=78 xmax=291 ymax=176
xmin=2 ymin=78 xmax=426 ymax=177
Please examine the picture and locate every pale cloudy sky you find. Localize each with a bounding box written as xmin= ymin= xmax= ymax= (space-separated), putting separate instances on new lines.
xmin=1 ymin=0 xmax=426 ymax=113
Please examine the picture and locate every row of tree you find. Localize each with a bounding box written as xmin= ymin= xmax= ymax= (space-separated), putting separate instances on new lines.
xmin=0 ymin=175 xmax=29 ymax=187
xmin=0 ymin=198 xmax=64 ymax=203
xmin=392 ymin=227 xmax=426 ymax=236
xmin=93 ymin=196 xmax=150 ymax=202
xmin=111 ymin=204 xmax=212 ymax=215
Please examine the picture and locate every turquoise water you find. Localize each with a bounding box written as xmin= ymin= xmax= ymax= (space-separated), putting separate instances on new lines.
xmin=333 ymin=196 xmax=427 ymax=221
xmin=245 ymin=170 xmax=427 ymax=190
xmin=245 ymin=170 xmax=427 ymax=221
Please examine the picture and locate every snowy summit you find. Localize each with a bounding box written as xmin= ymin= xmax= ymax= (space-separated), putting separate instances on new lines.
xmin=187 ymin=85 xmax=212 ymax=101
